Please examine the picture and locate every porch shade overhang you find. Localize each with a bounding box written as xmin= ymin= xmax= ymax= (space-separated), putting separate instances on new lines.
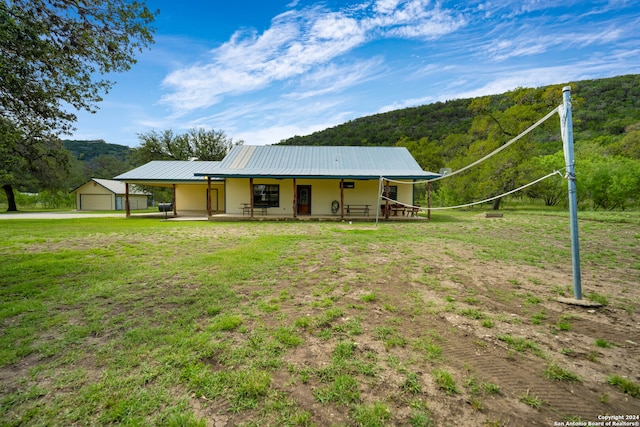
xmin=194 ymin=146 xmax=440 ymax=180
xmin=114 ymin=160 xmax=223 ymax=184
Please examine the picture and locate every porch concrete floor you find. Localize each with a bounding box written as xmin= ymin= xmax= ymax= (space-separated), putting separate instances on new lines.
xmin=206 ymin=213 xmax=427 ymax=222
xmin=126 ymin=212 xmax=428 ymax=222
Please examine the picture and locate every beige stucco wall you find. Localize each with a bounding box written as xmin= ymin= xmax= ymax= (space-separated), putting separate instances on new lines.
xmin=382 ymin=180 xmax=414 ymax=204
xmin=75 ymin=181 xmax=114 ymax=210
xmin=78 ymin=194 xmax=112 ymax=210
xmin=124 ymin=196 xmax=148 ymax=210
xmin=225 ymin=178 xmax=290 ymax=215
xmin=75 ymin=181 xmax=154 ymax=210
xmin=175 ymin=183 xmax=225 ymax=213
xmin=224 ymin=178 xmax=415 ymax=216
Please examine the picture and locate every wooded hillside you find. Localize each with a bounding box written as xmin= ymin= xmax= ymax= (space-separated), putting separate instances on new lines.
xmin=57 ymin=74 xmax=640 ymax=210
xmin=63 ymin=139 xmax=131 ymax=162
xmin=62 ymin=139 xmax=135 ymax=190
xmin=279 ymin=74 xmax=640 ymax=147
xmin=280 ymin=74 xmax=640 ymax=210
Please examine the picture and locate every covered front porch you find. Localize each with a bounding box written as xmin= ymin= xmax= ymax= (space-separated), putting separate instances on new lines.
xmin=206 ymin=208 xmax=428 ymax=222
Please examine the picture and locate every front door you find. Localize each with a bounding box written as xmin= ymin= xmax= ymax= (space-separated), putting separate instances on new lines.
xmin=297 ymin=185 xmax=311 ymax=215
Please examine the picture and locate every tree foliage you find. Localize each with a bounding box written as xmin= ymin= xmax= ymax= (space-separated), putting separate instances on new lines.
xmin=0 ymin=0 xmax=156 ymax=210
xmin=280 ymin=74 xmax=640 ymax=210
xmin=62 ymin=139 xmax=134 ymax=188
xmin=578 ymin=156 xmax=640 ymax=210
xmin=0 ymin=0 xmax=156 ymax=134
xmin=133 ymin=128 xmax=244 ymax=163
xmin=1 ymin=117 xmax=75 ymax=210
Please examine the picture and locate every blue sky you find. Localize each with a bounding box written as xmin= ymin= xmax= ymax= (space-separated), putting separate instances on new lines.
xmin=70 ymin=0 xmax=640 ymax=147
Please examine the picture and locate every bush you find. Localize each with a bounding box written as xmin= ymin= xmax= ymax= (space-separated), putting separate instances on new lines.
xmin=38 ymin=190 xmax=75 ymax=209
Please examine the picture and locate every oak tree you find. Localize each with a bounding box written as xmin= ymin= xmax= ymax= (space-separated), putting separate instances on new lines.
xmin=133 ymin=128 xmax=244 ymax=164
xmin=0 ymin=0 xmax=157 ymax=210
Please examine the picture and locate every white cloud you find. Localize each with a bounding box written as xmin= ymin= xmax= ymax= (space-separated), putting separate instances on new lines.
xmin=235 ymin=123 xmax=329 ymax=146
xmin=486 ymin=26 xmax=626 ymax=62
xmin=285 ymin=57 xmax=386 ymax=99
xmin=374 ymin=0 xmax=402 ymax=15
xmin=378 ymin=95 xmax=436 ymax=113
xmin=160 ymin=0 xmax=465 ymax=115
xmin=438 ymin=51 xmax=640 ymax=102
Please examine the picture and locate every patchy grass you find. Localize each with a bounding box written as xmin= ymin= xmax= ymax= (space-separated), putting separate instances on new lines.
xmin=433 ymin=369 xmax=459 ymax=395
xmin=1 ymin=212 xmax=639 ymax=425
xmin=520 ymin=390 xmax=544 ymax=409
xmin=607 ymin=375 xmax=640 ymax=399
xmin=497 ymin=334 xmax=546 ymax=358
xmin=352 ymin=401 xmax=391 ymax=427
xmin=544 ymin=363 xmax=581 ymax=382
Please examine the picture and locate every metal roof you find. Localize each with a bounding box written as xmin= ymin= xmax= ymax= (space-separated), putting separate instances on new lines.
xmin=70 ymin=178 xmax=150 ymax=195
xmin=115 ymin=160 xmax=221 ymax=182
xmin=195 ymin=146 xmax=440 ymax=179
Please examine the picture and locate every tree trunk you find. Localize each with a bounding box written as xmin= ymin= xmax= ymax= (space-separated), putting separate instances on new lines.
xmin=3 ymin=184 xmax=18 ymax=211
xmin=492 ymin=197 xmax=501 ymax=210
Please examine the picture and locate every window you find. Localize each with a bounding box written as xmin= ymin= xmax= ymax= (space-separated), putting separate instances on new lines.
xmin=383 ymin=185 xmax=398 ymax=201
xmin=253 ymin=184 xmax=279 ymax=207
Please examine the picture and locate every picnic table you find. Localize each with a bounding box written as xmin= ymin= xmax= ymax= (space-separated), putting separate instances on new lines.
xmin=380 ymin=203 xmax=420 ymax=217
xmin=345 ymin=204 xmax=370 ymax=216
xmin=381 ymin=203 xmax=405 ymax=216
xmin=241 ymin=203 xmax=267 ymax=215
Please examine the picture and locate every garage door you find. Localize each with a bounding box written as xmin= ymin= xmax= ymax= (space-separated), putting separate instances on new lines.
xmin=80 ymin=194 xmax=112 ymax=210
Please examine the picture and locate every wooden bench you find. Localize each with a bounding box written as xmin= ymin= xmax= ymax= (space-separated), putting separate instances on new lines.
xmin=346 ymin=204 xmax=370 ymax=216
xmin=485 ymin=212 xmax=503 ymax=218
xmin=241 ymin=204 xmax=268 ymax=215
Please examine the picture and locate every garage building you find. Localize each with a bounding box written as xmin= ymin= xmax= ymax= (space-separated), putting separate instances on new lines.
xmin=72 ymin=178 xmax=150 ymax=211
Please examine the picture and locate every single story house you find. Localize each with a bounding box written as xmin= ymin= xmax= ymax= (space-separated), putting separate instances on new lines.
xmin=71 ymin=178 xmax=150 ymax=211
xmin=114 ymin=160 xmax=224 ymax=216
xmin=114 ymin=146 xmax=439 ymax=219
xmin=198 ymin=145 xmax=439 ymax=218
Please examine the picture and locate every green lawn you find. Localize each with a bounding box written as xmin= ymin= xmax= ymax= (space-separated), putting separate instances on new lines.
xmin=1 ymin=211 xmax=639 ymax=426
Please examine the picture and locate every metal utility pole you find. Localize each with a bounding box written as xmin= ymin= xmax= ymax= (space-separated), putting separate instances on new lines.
xmin=561 ymin=86 xmax=582 ymax=300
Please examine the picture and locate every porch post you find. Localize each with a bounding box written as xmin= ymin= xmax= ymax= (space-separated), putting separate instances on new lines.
xmin=340 ymin=179 xmax=344 ymax=219
xmin=427 ymin=181 xmax=431 ymax=221
xmin=293 ymin=178 xmax=297 ymax=218
xmin=384 ymin=180 xmax=390 ymax=219
xmin=172 ymin=184 xmax=177 ymax=216
xmin=207 ymin=177 xmax=212 ymax=217
xmin=249 ymin=178 xmax=254 ymax=217
xmin=125 ymin=183 xmax=130 ymax=218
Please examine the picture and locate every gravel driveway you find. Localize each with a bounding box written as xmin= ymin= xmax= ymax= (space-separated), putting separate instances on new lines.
xmin=0 ymin=211 xmax=145 ymax=220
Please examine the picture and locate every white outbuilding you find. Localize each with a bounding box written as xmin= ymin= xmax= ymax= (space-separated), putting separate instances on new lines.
xmin=71 ymin=178 xmax=150 ymax=211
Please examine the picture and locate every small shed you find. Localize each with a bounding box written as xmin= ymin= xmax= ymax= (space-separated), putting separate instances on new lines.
xmin=71 ymin=178 xmax=150 ymax=211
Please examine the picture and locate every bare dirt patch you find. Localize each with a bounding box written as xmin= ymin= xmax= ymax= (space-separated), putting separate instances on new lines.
xmin=210 ymin=220 xmax=640 ymax=425
xmin=2 ymin=216 xmax=639 ymax=426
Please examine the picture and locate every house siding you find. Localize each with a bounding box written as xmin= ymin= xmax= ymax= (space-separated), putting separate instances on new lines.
xmin=224 ymin=177 xmax=415 ymax=216
xmin=75 ymin=181 xmax=114 ymax=210
xmin=73 ymin=179 xmax=150 ymax=211
xmin=174 ymin=183 xmax=225 ymax=214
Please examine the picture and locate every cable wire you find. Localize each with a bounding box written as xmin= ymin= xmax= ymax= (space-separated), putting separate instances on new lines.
xmin=380 ymin=170 xmax=564 ymax=212
xmin=383 ymin=105 xmax=561 ymax=186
